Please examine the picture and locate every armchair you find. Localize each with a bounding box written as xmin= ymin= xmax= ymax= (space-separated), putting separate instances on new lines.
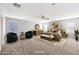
xmin=7 ymin=32 xmax=18 ymax=43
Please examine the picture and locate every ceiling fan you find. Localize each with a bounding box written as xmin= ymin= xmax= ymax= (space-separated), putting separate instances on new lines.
xmin=36 ymin=15 xmax=50 ymax=20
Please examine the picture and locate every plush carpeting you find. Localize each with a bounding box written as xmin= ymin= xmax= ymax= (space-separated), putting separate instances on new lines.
xmin=0 ymin=36 xmax=79 ymax=55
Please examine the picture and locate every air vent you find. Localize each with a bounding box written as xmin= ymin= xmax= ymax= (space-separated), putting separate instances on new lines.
xmin=13 ymin=3 xmax=21 ymax=8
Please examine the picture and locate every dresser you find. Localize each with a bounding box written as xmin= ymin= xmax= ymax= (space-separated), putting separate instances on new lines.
xmin=33 ymin=30 xmax=43 ymax=36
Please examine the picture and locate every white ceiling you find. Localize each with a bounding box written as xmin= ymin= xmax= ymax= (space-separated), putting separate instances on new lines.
xmin=0 ymin=3 xmax=79 ymax=21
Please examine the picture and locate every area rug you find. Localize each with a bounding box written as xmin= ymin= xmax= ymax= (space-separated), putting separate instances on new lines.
xmin=52 ymin=38 xmax=67 ymax=47
xmin=38 ymin=37 xmax=67 ymax=47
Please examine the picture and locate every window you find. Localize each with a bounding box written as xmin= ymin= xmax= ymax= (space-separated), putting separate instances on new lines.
xmin=7 ymin=21 xmax=18 ymax=33
xmin=63 ymin=21 xmax=76 ymax=34
xmin=65 ymin=22 xmax=76 ymax=28
xmin=43 ymin=23 xmax=48 ymax=33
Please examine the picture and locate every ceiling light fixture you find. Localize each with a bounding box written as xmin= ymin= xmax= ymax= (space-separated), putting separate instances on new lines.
xmin=52 ymin=3 xmax=56 ymax=6
xmin=13 ymin=3 xmax=21 ymax=8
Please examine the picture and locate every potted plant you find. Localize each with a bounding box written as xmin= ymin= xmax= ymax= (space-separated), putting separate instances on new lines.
xmin=75 ymin=29 xmax=79 ymax=41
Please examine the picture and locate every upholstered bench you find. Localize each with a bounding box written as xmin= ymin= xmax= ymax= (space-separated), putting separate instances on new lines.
xmin=40 ymin=34 xmax=54 ymax=41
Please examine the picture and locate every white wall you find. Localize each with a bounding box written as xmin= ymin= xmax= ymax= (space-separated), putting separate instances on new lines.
xmin=0 ymin=17 xmax=1 ymax=51
xmin=0 ymin=8 xmax=4 ymax=51
xmin=60 ymin=17 xmax=79 ymax=38
xmin=18 ymin=20 xmax=41 ymax=33
xmin=6 ymin=17 xmax=43 ymax=36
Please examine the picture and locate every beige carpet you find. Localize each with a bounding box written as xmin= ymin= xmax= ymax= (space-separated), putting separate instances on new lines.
xmin=0 ymin=36 xmax=79 ymax=55
xmin=52 ymin=38 xmax=67 ymax=47
xmin=39 ymin=38 xmax=67 ymax=47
